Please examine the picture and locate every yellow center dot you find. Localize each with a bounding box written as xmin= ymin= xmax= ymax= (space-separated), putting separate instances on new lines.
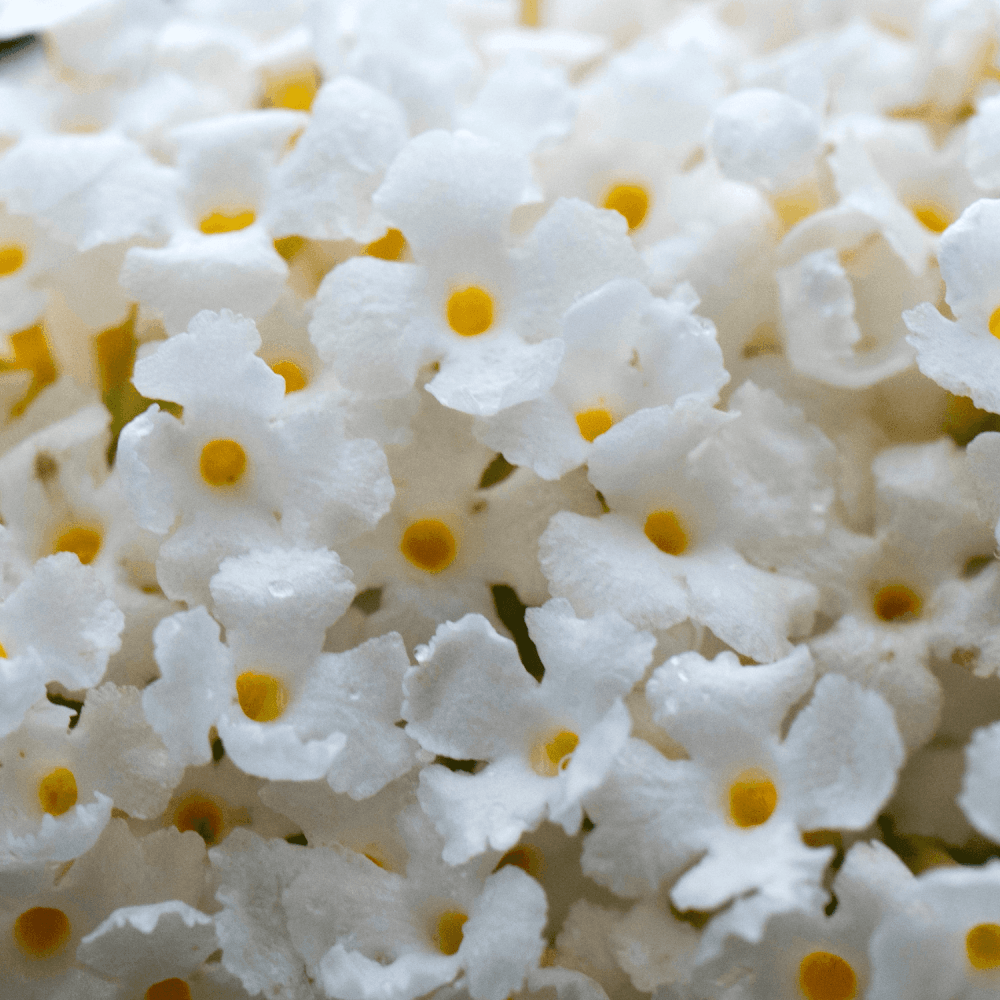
xmin=910 ymin=200 xmax=952 ymax=234
xmin=602 ymin=184 xmax=650 ymax=232
xmin=37 ymin=768 xmax=78 ymax=817
xmin=728 ymin=769 xmax=778 ymax=828
xmin=236 ymin=671 xmax=288 ymax=723
xmin=644 ymin=510 xmax=688 ymax=556
xmin=575 ymin=407 xmax=614 ymax=442
xmin=495 ymin=844 xmax=544 ymax=879
xmin=798 ymin=951 xmax=857 ymax=1000
xmin=198 ymin=209 xmax=256 ymax=235
xmin=274 ymin=235 xmax=306 ymax=261
xmin=146 ymin=979 xmax=192 ymax=1000
xmin=434 ymin=911 xmax=468 ymax=956
xmin=174 ymin=796 xmax=224 ymax=845
xmin=0 ymin=244 xmax=25 ymax=277
xmin=363 ymin=228 xmax=407 ymax=261
xmin=13 ymin=907 xmax=71 ymax=959
xmin=270 ymin=360 xmax=307 ymax=393
xmin=200 ymin=439 xmax=247 ymax=487
xmin=989 ymin=306 xmax=1000 ymax=340
xmin=400 ymin=519 xmax=457 ymax=573
xmin=772 ymin=182 xmax=822 ymax=231
xmin=873 ymin=583 xmax=922 ymax=622
xmin=0 ymin=641 xmax=7 ymax=658
xmin=446 ymin=287 xmax=493 ymax=337
xmin=967 ymin=923 xmax=1000 ymax=970
xmin=52 ymin=525 xmax=102 ymax=565
xmin=531 ymin=729 xmax=579 ymax=777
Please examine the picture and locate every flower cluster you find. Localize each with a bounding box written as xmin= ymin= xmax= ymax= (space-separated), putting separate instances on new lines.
xmin=4 ymin=0 xmax=1000 ymax=998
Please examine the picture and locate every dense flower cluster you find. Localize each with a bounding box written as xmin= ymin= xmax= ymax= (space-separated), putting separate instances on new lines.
xmin=4 ymin=0 xmax=1000 ymax=997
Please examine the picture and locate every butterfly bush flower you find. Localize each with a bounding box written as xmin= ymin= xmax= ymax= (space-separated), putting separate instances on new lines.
xmin=541 ymin=386 xmax=827 ymax=662
xmin=310 ymin=128 xmax=644 ymax=417
xmin=117 ymin=308 xmax=393 ymax=604
xmin=583 ymin=647 xmax=904 ymax=957
xmin=403 ymin=598 xmax=654 ymax=864
xmin=281 ymin=804 xmax=547 ymax=1000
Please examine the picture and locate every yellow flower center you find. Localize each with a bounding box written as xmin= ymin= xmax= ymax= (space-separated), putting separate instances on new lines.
xmin=200 ymin=439 xmax=247 ymax=487
xmin=13 ymin=907 xmax=72 ymax=959
xmin=989 ymin=306 xmax=1000 ymax=340
xmin=145 ymin=981 xmax=192 ymax=1000
xmin=274 ymin=235 xmax=306 ymax=261
xmin=798 ymin=951 xmax=857 ymax=1000
xmin=0 ymin=641 xmax=7 ymax=658
xmin=602 ymin=184 xmax=650 ymax=232
xmin=909 ymin=200 xmax=952 ymax=233
xmin=400 ymin=519 xmax=457 ymax=573
xmin=363 ymin=228 xmax=407 ymax=261
xmin=872 ymin=583 xmax=922 ymax=622
xmin=173 ymin=795 xmax=224 ymax=845
xmin=434 ymin=911 xmax=468 ymax=956
xmin=0 ymin=244 xmax=25 ymax=277
xmin=531 ymin=729 xmax=579 ymax=777
xmin=236 ymin=671 xmax=288 ymax=723
xmin=967 ymin=923 xmax=1000 ymax=970
xmin=199 ymin=210 xmax=256 ymax=235
xmin=270 ymin=360 xmax=307 ymax=393
xmin=52 ymin=525 xmax=102 ymax=565
xmin=644 ymin=510 xmax=688 ymax=556
xmin=262 ymin=68 xmax=320 ymax=111
xmin=446 ymin=286 xmax=493 ymax=337
xmin=37 ymin=767 xmax=78 ymax=817
xmin=495 ymin=844 xmax=544 ymax=879
xmin=520 ymin=0 xmax=540 ymax=25
xmin=728 ymin=769 xmax=778 ymax=828
xmin=3 ymin=323 xmax=58 ymax=418
xmin=772 ymin=181 xmax=822 ymax=231
xmin=575 ymin=407 xmax=614 ymax=442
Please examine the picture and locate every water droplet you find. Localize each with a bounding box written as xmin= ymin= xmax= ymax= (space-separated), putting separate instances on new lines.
xmin=268 ymin=580 xmax=294 ymax=599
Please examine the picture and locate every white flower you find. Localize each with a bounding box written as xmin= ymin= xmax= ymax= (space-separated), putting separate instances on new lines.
xmin=310 ymin=129 xmax=644 ymax=416
xmin=117 ymin=309 xmax=393 ymax=604
xmin=403 ymin=599 xmax=653 ymax=863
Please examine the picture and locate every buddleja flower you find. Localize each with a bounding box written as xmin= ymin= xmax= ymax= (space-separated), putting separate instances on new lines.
xmin=310 ymin=128 xmax=644 ymax=417
xmin=117 ymin=308 xmax=393 ymax=604
xmin=403 ymin=598 xmax=654 ymax=864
